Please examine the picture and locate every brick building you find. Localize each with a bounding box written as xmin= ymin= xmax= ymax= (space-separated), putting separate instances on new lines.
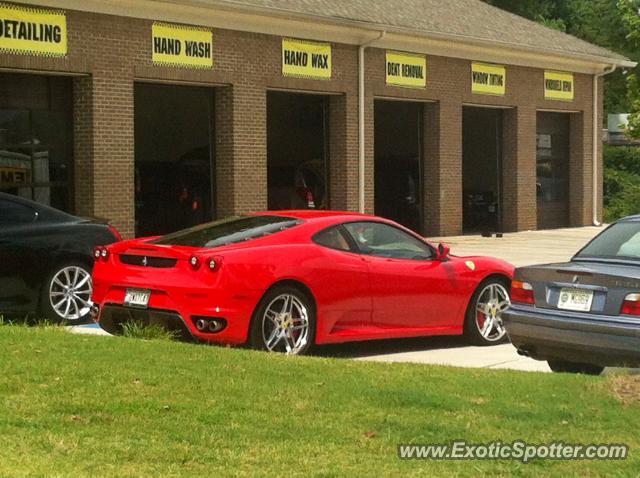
xmin=0 ymin=0 xmax=634 ymax=238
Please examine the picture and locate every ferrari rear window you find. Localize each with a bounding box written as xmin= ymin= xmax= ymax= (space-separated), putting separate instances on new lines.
xmin=151 ymin=215 xmax=302 ymax=248
xmin=575 ymin=221 xmax=640 ymax=261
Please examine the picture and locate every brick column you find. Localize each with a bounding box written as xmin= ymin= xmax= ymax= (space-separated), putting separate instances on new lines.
xmin=73 ymin=76 xmax=94 ymax=217
xmin=215 ymin=84 xmax=267 ymax=216
xmin=423 ymin=100 xmax=463 ymax=236
xmin=502 ymin=106 xmax=537 ymax=232
xmin=329 ymin=93 xmax=359 ymax=211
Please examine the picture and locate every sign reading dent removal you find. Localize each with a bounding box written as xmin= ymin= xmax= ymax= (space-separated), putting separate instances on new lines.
xmin=152 ymin=22 xmax=212 ymax=69
xmin=282 ymin=38 xmax=331 ymax=80
xmin=0 ymin=2 xmax=66 ymax=57
xmin=471 ymin=62 xmax=506 ymax=96
xmin=544 ymin=71 xmax=574 ymax=101
xmin=386 ymin=51 xmax=427 ymax=88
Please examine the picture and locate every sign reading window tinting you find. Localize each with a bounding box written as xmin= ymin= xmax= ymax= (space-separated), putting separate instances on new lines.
xmin=386 ymin=51 xmax=427 ymax=88
xmin=282 ymin=38 xmax=332 ymax=80
xmin=0 ymin=2 xmax=66 ymax=57
xmin=544 ymin=71 xmax=574 ymax=101
xmin=471 ymin=62 xmax=506 ymax=96
xmin=152 ymin=22 xmax=213 ymax=69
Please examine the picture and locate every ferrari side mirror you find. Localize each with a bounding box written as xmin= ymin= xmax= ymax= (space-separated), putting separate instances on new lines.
xmin=436 ymin=242 xmax=450 ymax=261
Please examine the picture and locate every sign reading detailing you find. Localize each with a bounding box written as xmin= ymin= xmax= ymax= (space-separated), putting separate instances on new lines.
xmin=282 ymin=38 xmax=331 ymax=80
xmin=386 ymin=51 xmax=427 ymax=88
xmin=0 ymin=3 xmax=66 ymax=57
xmin=152 ymin=22 xmax=212 ymax=69
xmin=471 ymin=62 xmax=506 ymax=96
xmin=544 ymin=71 xmax=574 ymax=101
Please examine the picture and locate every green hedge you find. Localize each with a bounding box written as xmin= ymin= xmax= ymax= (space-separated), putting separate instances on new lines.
xmin=604 ymin=146 xmax=640 ymax=222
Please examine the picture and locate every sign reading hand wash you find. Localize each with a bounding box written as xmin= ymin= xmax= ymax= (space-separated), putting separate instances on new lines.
xmin=0 ymin=2 xmax=66 ymax=57
xmin=471 ymin=62 xmax=506 ymax=96
xmin=152 ymin=22 xmax=212 ymax=69
xmin=282 ymin=38 xmax=331 ymax=80
xmin=386 ymin=51 xmax=427 ymax=88
xmin=544 ymin=71 xmax=574 ymax=101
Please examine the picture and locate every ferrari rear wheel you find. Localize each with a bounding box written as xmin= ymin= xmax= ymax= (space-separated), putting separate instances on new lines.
xmin=464 ymin=277 xmax=510 ymax=346
xmin=250 ymin=286 xmax=315 ymax=355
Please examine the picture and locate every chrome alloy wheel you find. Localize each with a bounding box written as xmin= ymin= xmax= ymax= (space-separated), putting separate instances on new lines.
xmin=49 ymin=266 xmax=93 ymax=321
xmin=475 ymin=283 xmax=510 ymax=342
xmin=261 ymin=293 xmax=310 ymax=354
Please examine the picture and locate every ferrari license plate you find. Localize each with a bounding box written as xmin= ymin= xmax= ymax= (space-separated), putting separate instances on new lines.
xmin=557 ymin=288 xmax=593 ymax=312
xmin=124 ymin=288 xmax=151 ymax=308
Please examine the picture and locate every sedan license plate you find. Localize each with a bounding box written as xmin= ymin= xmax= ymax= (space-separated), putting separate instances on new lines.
xmin=557 ymin=288 xmax=593 ymax=312
xmin=124 ymin=288 xmax=151 ymax=308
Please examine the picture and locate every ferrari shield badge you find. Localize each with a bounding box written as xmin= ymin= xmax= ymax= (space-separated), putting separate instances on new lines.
xmin=465 ymin=261 xmax=476 ymax=271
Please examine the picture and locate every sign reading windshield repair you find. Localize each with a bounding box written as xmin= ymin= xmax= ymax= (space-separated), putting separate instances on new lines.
xmin=544 ymin=71 xmax=574 ymax=101
xmin=471 ymin=62 xmax=506 ymax=96
xmin=152 ymin=22 xmax=212 ymax=69
xmin=282 ymin=38 xmax=331 ymax=80
xmin=0 ymin=2 xmax=66 ymax=57
xmin=386 ymin=51 xmax=427 ymax=88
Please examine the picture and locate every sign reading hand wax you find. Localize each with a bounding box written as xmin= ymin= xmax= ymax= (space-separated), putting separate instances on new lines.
xmin=0 ymin=2 xmax=66 ymax=57
xmin=544 ymin=71 xmax=574 ymax=101
xmin=471 ymin=62 xmax=506 ymax=96
xmin=152 ymin=22 xmax=212 ymax=69
xmin=282 ymin=38 xmax=331 ymax=80
xmin=386 ymin=51 xmax=427 ymax=88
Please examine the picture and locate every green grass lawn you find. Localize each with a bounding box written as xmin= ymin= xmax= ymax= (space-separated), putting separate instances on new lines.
xmin=0 ymin=326 xmax=638 ymax=477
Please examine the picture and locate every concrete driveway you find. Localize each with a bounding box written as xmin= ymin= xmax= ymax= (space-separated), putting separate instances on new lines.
xmin=349 ymin=226 xmax=605 ymax=372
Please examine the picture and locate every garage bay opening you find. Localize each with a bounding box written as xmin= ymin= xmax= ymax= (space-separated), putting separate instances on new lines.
xmin=537 ymin=112 xmax=570 ymax=229
xmin=134 ymin=83 xmax=214 ymax=237
xmin=374 ymin=100 xmax=424 ymax=234
xmin=463 ymin=106 xmax=504 ymax=234
xmin=267 ymin=91 xmax=329 ymax=210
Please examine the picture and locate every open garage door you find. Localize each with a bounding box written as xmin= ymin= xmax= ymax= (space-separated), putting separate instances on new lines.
xmin=267 ymin=91 xmax=328 ymax=210
xmin=134 ymin=83 xmax=214 ymax=237
xmin=463 ymin=106 xmax=503 ymax=233
xmin=374 ymin=100 xmax=424 ymax=234
xmin=537 ymin=112 xmax=570 ymax=229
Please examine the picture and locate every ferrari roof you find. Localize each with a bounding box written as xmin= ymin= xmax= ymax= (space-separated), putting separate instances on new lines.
xmin=254 ymin=210 xmax=373 ymax=220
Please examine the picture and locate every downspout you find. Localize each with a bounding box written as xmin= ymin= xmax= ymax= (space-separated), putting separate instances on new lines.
xmin=592 ymin=65 xmax=616 ymax=226
xmin=358 ymin=30 xmax=386 ymax=213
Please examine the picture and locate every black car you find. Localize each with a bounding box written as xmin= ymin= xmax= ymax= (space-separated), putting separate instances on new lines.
xmin=0 ymin=193 xmax=120 ymax=323
xmin=504 ymin=216 xmax=640 ymax=375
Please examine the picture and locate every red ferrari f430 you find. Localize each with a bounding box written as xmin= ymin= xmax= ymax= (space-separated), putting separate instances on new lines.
xmin=92 ymin=211 xmax=513 ymax=354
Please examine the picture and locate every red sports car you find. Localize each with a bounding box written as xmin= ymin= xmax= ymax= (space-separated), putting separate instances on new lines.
xmin=91 ymin=211 xmax=513 ymax=354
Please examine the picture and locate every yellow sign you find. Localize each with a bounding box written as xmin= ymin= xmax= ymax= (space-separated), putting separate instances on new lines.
xmin=544 ymin=71 xmax=574 ymax=101
xmin=282 ymin=38 xmax=331 ymax=80
xmin=386 ymin=51 xmax=427 ymax=88
xmin=471 ymin=62 xmax=506 ymax=96
xmin=0 ymin=3 xmax=66 ymax=57
xmin=152 ymin=22 xmax=212 ymax=69
xmin=0 ymin=167 xmax=30 ymax=185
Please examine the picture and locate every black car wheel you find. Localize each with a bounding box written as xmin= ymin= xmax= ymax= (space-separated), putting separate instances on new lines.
xmin=547 ymin=360 xmax=605 ymax=375
xmin=40 ymin=263 xmax=93 ymax=324
xmin=250 ymin=285 xmax=315 ymax=355
xmin=464 ymin=277 xmax=511 ymax=346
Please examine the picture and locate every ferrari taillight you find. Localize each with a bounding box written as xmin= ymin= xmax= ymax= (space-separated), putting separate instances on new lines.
xmin=93 ymin=246 xmax=110 ymax=262
xmin=206 ymin=256 xmax=223 ymax=272
xmin=511 ymin=280 xmax=534 ymax=305
xmin=621 ymin=293 xmax=640 ymax=315
xmin=189 ymin=255 xmax=201 ymax=270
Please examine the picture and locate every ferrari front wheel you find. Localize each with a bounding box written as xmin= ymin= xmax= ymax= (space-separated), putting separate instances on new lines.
xmin=250 ymin=286 xmax=315 ymax=355
xmin=464 ymin=278 xmax=511 ymax=346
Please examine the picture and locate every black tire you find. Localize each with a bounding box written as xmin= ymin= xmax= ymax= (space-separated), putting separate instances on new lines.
xmin=547 ymin=360 xmax=604 ymax=375
xmin=464 ymin=277 xmax=511 ymax=346
xmin=249 ymin=285 xmax=316 ymax=355
xmin=40 ymin=262 xmax=93 ymax=324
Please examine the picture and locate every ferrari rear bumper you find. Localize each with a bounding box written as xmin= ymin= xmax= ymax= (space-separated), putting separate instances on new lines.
xmin=503 ymin=305 xmax=640 ymax=367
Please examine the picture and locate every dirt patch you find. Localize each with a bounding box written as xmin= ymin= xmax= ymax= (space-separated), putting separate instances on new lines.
xmin=609 ymin=374 xmax=640 ymax=405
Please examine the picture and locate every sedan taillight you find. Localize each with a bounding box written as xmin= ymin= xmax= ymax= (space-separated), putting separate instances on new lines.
xmin=621 ymin=293 xmax=640 ymax=315
xmin=511 ymin=280 xmax=534 ymax=305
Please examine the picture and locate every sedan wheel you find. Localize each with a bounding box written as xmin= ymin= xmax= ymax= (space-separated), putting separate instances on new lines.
xmin=251 ymin=287 xmax=315 ymax=355
xmin=45 ymin=265 xmax=93 ymax=322
xmin=465 ymin=279 xmax=510 ymax=345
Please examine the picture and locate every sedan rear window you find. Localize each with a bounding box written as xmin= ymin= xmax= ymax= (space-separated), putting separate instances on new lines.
xmin=151 ymin=215 xmax=302 ymax=248
xmin=575 ymin=221 xmax=640 ymax=261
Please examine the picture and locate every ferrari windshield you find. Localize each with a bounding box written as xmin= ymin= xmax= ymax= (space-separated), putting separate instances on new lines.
xmin=152 ymin=215 xmax=302 ymax=248
xmin=575 ymin=221 xmax=640 ymax=261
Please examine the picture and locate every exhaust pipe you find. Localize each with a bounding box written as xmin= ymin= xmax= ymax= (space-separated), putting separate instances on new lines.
xmin=195 ymin=319 xmax=207 ymax=331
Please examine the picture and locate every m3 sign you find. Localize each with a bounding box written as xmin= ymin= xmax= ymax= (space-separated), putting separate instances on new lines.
xmin=282 ymin=38 xmax=332 ymax=80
